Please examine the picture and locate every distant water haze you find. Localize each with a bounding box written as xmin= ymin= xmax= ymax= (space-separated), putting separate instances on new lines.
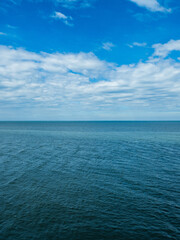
xmin=0 ymin=121 xmax=179 ymax=239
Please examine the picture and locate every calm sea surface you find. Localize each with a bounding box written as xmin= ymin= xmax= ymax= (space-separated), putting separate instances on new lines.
xmin=0 ymin=121 xmax=180 ymax=240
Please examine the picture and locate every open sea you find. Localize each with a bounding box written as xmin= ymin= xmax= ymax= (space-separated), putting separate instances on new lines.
xmin=0 ymin=121 xmax=180 ymax=240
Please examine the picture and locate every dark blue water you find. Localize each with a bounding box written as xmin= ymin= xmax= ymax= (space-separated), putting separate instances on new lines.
xmin=0 ymin=122 xmax=180 ymax=240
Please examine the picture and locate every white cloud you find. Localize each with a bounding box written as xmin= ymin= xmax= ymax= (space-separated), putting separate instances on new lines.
xmin=129 ymin=0 xmax=171 ymax=13
xmin=55 ymin=0 xmax=93 ymax=8
xmin=52 ymin=11 xmax=73 ymax=26
xmin=128 ymin=42 xmax=147 ymax=48
xmin=133 ymin=42 xmax=147 ymax=47
xmin=4 ymin=0 xmax=93 ymax=8
xmin=152 ymin=39 xmax=180 ymax=58
xmin=53 ymin=11 xmax=68 ymax=20
xmin=0 ymin=43 xmax=180 ymax=119
xmin=0 ymin=32 xmax=6 ymax=35
xmin=6 ymin=24 xmax=17 ymax=29
xmin=102 ymin=42 xmax=115 ymax=51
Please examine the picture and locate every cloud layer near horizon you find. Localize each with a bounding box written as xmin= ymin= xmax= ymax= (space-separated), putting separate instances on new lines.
xmin=0 ymin=41 xmax=180 ymax=117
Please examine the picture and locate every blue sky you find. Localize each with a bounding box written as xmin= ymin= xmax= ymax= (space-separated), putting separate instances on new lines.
xmin=0 ymin=0 xmax=180 ymax=120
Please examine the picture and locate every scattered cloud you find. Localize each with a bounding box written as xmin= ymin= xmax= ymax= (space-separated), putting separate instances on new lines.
xmin=128 ymin=42 xmax=147 ymax=48
xmin=0 ymin=32 xmax=7 ymax=35
xmin=129 ymin=0 xmax=171 ymax=13
xmin=52 ymin=11 xmax=73 ymax=26
xmin=1 ymin=0 xmax=95 ymax=9
xmin=133 ymin=12 xmax=159 ymax=22
xmin=102 ymin=42 xmax=115 ymax=51
xmin=6 ymin=24 xmax=17 ymax=29
xmin=55 ymin=0 xmax=94 ymax=8
xmin=152 ymin=39 xmax=180 ymax=58
xmin=133 ymin=42 xmax=147 ymax=47
xmin=0 ymin=43 xmax=180 ymax=117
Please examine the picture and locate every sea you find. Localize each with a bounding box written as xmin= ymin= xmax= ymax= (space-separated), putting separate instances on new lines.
xmin=0 ymin=121 xmax=180 ymax=240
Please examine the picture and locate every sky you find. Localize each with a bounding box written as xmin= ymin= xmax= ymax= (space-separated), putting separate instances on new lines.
xmin=0 ymin=0 xmax=180 ymax=120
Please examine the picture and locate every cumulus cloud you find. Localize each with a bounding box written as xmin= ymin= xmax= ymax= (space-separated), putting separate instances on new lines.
xmin=102 ymin=42 xmax=115 ymax=51
xmin=52 ymin=11 xmax=73 ymax=26
xmin=152 ymin=39 xmax=180 ymax=58
xmin=0 ymin=43 xmax=180 ymax=117
xmin=129 ymin=0 xmax=171 ymax=13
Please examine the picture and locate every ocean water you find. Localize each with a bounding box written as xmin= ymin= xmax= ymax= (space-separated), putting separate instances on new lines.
xmin=0 ymin=121 xmax=180 ymax=240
